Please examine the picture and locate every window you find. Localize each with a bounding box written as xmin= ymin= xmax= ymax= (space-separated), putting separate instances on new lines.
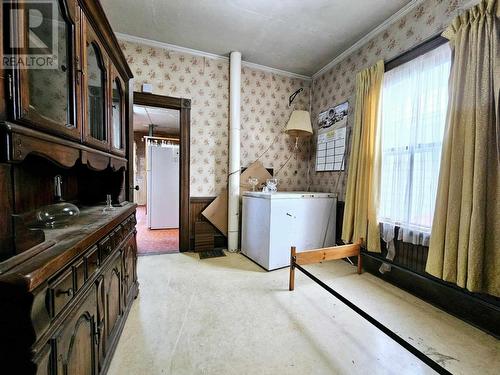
xmin=378 ymin=42 xmax=451 ymax=245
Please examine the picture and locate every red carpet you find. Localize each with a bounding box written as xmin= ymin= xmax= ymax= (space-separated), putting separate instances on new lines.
xmin=136 ymin=206 xmax=179 ymax=255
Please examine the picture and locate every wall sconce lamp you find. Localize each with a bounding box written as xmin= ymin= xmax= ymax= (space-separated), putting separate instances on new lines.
xmin=289 ymin=88 xmax=303 ymax=107
xmin=285 ymin=110 xmax=313 ymax=149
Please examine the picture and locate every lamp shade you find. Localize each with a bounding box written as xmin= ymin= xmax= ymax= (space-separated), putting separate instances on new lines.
xmin=285 ymin=110 xmax=313 ymax=137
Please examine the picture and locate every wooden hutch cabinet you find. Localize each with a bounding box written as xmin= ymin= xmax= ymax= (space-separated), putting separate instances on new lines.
xmin=0 ymin=1 xmax=138 ymax=374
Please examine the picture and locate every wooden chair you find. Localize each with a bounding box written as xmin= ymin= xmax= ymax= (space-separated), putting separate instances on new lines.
xmin=289 ymin=239 xmax=363 ymax=291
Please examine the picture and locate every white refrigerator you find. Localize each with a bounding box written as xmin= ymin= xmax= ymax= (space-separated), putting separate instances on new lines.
xmin=147 ymin=144 xmax=179 ymax=229
xmin=241 ymin=192 xmax=337 ymax=270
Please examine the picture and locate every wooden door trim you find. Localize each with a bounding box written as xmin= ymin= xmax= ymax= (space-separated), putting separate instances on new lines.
xmin=133 ymin=92 xmax=191 ymax=252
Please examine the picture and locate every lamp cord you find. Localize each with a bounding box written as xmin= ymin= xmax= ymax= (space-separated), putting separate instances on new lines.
xmin=274 ymin=141 xmax=298 ymax=177
xmin=255 ymin=123 xmax=287 ymax=162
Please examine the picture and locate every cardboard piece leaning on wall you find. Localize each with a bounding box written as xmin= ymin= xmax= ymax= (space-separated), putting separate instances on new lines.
xmin=201 ymin=161 xmax=272 ymax=236
xmin=201 ymin=189 xmax=228 ymax=236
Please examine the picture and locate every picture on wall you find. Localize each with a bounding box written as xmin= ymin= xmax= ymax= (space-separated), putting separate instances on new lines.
xmin=316 ymin=101 xmax=348 ymax=172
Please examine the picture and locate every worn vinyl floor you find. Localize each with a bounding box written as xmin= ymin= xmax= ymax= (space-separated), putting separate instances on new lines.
xmin=108 ymin=252 xmax=499 ymax=375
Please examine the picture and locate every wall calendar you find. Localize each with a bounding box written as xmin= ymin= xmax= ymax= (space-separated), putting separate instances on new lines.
xmin=316 ymin=102 xmax=348 ymax=172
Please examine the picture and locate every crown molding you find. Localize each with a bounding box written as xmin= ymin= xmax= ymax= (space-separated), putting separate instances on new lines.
xmin=115 ymin=32 xmax=312 ymax=81
xmin=312 ymin=0 xmax=426 ymax=79
xmin=240 ymin=60 xmax=311 ymax=82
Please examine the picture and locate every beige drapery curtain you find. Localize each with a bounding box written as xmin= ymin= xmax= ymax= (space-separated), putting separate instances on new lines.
xmin=341 ymin=61 xmax=384 ymax=252
xmin=425 ymin=0 xmax=500 ymax=297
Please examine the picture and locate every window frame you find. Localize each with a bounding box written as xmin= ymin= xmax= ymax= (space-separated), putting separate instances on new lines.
xmin=384 ymin=35 xmax=448 ymax=72
xmin=378 ymin=35 xmax=451 ymax=232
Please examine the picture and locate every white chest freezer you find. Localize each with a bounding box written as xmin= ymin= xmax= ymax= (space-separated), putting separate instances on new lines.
xmin=241 ymin=192 xmax=337 ymax=270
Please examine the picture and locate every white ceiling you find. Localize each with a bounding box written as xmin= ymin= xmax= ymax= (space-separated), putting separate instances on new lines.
xmin=133 ymin=105 xmax=180 ymax=134
xmin=101 ymin=0 xmax=414 ymax=77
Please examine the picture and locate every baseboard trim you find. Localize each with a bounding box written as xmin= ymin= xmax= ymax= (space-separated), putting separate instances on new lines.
xmin=362 ymin=255 xmax=500 ymax=338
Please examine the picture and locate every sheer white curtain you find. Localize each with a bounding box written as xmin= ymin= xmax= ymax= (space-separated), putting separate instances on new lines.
xmin=379 ymin=43 xmax=451 ymax=251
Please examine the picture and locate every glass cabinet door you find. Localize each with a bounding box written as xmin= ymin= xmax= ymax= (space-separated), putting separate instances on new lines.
xmin=110 ymin=72 xmax=125 ymax=155
xmin=12 ymin=0 xmax=80 ymax=140
xmin=83 ymin=23 xmax=109 ymax=151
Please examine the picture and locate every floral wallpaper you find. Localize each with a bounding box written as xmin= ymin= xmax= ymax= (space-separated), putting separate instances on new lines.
xmin=119 ymin=40 xmax=311 ymax=196
xmin=120 ymin=0 xmax=465 ymax=199
xmin=309 ymin=0 xmax=465 ymax=200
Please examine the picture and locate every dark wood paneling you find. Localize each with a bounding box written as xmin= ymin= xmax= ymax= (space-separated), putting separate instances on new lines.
xmin=189 ymin=197 xmax=214 ymax=238
xmin=189 ymin=197 xmax=226 ymax=251
xmin=194 ymin=222 xmax=215 ymax=251
xmin=179 ymin=102 xmax=190 ymax=252
xmin=362 ymin=255 xmax=500 ymax=337
xmin=133 ymin=92 xmax=183 ymax=109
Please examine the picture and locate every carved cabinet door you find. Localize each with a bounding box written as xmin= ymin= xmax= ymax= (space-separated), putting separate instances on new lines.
xmin=7 ymin=0 xmax=82 ymax=140
xmin=53 ymin=288 xmax=97 ymax=375
xmin=81 ymin=10 xmax=110 ymax=152
xmin=34 ymin=344 xmax=52 ymax=375
xmin=95 ymin=275 xmax=106 ymax=373
xmin=122 ymin=234 xmax=137 ymax=304
xmin=109 ymin=67 xmax=126 ymax=156
xmin=103 ymin=251 xmax=123 ymax=347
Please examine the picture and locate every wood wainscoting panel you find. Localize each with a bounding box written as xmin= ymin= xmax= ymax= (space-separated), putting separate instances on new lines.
xmin=189 ymin=197 xmax=226 ymax=251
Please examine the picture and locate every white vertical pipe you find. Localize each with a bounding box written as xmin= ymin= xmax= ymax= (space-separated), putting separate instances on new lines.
xmin=228 ymin=51 xmax=241 ymax=251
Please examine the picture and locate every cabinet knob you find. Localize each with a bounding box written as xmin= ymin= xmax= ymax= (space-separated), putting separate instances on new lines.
xmin=56 ymin=287 xmax=74 ymax=297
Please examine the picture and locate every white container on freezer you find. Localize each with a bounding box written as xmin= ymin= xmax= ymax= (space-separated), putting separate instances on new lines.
xmin=241 ymin=191 xmax=337 ymax=270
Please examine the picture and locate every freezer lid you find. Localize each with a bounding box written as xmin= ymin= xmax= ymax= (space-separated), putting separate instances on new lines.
xmin=242 ymin=191 xmax=337 ymax=199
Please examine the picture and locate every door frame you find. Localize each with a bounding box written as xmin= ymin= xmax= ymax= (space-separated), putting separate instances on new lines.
xmin=131 ymin=92 xmax=191 ymax=252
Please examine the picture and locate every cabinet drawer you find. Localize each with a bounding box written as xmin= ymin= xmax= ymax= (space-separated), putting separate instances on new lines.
xmin=49 ymin=269 xmax=74 ymax=318
xmin=111 ymin=225 xmax=123 ymax=249
xmin=85 ymin=245 xmax=99 ymax=279
xmin=122 ymin=214 xmax=135 ymax=234
xmin=73 ymin=258 xmax=86 ymax=292
xmin=98 ymin=235 xmax=113 ymax=263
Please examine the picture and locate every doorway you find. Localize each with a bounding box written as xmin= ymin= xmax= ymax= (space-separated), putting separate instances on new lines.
xmin=132 ymin=93 xmax=191 ymax=254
